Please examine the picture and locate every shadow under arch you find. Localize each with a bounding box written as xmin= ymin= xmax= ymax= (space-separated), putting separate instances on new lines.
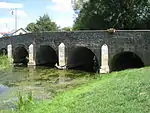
xmin=36 ymin=45 xmax=58 ymax=67
xmin=67 ymin=47 xmax=99 ymax=73
xmin=13 ymin=45 xmax=29 ymax=65
xmin=0 ymin=48 xmax=7 ymax=55
xmin=110 ymin=51 xmax=144 ymax=72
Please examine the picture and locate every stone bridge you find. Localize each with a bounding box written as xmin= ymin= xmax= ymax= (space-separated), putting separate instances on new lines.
xmin=0 ymin=30 xmax=150 ymax=73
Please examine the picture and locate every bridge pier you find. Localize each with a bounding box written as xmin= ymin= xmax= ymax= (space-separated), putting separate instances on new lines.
xmin=28 ymin=44 xmax=36 ymax=66
xmin=58 ymin=43 xmax=66 ymax=67
xmin=55 ymin=43 xmax=66 ymax=69
xmin=7 ymin=44 xmax=13 ymax=64
xmin=100 ymin=44 xmax=109 ymax=73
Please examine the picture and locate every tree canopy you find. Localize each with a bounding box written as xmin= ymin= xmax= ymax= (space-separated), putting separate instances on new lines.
xmin=72 ymin=0 xmax=89 ymax=11
xmin=26 ymin=14 xmax=59 ymax=32
xmin=73 ymin=0 xmax=150 ymax=30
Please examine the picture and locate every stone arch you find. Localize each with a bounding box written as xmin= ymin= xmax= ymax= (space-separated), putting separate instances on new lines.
xmin=13 ymin=45 xmax=29 ymax=65
xmin=67 ymin=46 xmax=99 ymax=73
xmin=0 ymin=48 xmax=7 ymax=55
xmin=36 ymin=45 xmax=58 ymax=67
xmin=110 ymin=51 xmax=144 ymax=72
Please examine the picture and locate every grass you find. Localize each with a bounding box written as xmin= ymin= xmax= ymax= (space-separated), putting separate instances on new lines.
xmin=0 ymin=55 xmax=10 ymax=70
xmin=14 ymin=67 xmax=150 ymax=113
xmin=16 ymin=91 xmax=34 ymax=110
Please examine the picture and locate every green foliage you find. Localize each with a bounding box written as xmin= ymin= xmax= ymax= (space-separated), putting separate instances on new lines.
xmin=26 ymin=14 xmax=59 ymax=32
xmin=36 ymin=14 xmax=59 ymax=31
xmin=16 ymin=91 xmax=34 ymax=110
xmin=26 ymin=23 xmax=38 ymax=32
xmin=15 ymin=67 xmax=150 ymax=113
xmin=0 ymin=55 xmax=10 ymax=69
xmin=73 ymin=0 xmax=150 ymax=30
xmin=72 ymin=0 xmax=89 ymax=10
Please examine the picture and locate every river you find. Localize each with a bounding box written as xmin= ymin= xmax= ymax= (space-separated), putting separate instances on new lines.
xmin=0 ymin=66 xmax=95 ymax=110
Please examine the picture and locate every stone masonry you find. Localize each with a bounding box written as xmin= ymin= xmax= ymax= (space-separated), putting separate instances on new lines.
xmin=0 ymin=30 xmax=150 ymax=73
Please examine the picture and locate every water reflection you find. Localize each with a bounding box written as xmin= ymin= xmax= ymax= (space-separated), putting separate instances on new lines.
xmin=0 ymin=66 xmax=92 ymax=110
xmin=0 ymin=85 xmax=8 ymax=94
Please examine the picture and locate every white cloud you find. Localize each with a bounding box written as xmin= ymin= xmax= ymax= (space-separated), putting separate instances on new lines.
xmin=54 ymin=16 xmax=74 ymax=27
xmin=51 ymin=0 xmax=72 ymax=6
xmin=17 ymin=10 xmax=27 ymax=17
xmin=0 ymin=22 xmax=13 ymax=32
xmin=47 ymin=0 xmax=73 ymax=12
xmin=0 ymin=2 xmax=29 ymax=33
xmin=0 ymin=10 xmax=28 ymax=32
xmin=47 ymin=5 xmax=72 ymax=12
xmin=0 ymin=2 xmax=23 ymax=9
xmin=10 ymin=10 xmax=28 ymax=17
xmin=0 ymin=17 xmax=13 ymax=23
xmin=0 ymin=17 xmax=29 ymax=32
xmin=46 ymin=0 xmax=74 ymax=27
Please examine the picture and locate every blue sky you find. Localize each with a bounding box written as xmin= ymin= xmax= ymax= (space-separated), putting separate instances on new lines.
xmin=0 ymin=0 xmax=75 ymax=32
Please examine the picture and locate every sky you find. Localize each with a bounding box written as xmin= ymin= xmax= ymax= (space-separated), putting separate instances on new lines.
xmin=0 ymin=0 xmax=75 ymax=32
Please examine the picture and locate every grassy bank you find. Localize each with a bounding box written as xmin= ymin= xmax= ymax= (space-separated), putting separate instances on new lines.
xmin=0 ymin=55 xmax=10 ymax=70
xmin=15 ymin=67 xmax=150 ymax=113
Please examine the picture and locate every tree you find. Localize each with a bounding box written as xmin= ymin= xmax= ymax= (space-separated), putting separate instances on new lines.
xmin=26 ymin=14 xmax=59 ymax=32
xmin=36 ymin=14 xmax=59 ymax=31
xmin=72 ymin=0 xmax=89 ymax=11
xmin=26 ymin=22 xmax=37 ymax=32
xmin=73 ymin=0 xmax=150 ymax=30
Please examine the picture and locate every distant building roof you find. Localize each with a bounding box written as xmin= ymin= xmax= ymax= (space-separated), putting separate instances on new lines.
xmin=11 ymin=28 xmax=28 ymax=35
xmin=2 ymin=34 xmax=13 ymax=37
xmin=0 ymin=28 xmax=28 ymax=37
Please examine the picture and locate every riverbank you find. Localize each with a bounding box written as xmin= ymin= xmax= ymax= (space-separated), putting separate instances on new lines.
xmin=0 ymin=56 xmax=10 ymax=70
xmin=0 ymin=65 xmax=97 ymax=112
xmin=14 ymin=67 xmax=150 ymax=113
